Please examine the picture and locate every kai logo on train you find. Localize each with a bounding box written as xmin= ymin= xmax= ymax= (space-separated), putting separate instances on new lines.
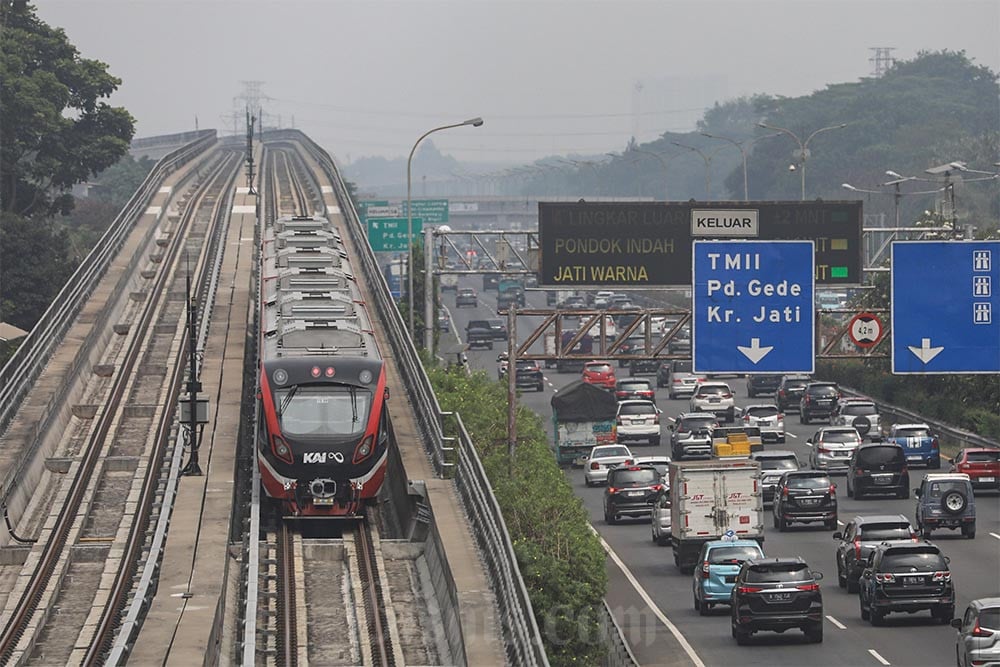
xmin=302 ymin=451 xmax=346 ymax=464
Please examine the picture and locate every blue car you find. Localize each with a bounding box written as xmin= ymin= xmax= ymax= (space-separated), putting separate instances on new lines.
xmin=692 ymin=539 xmax=765 ymax=615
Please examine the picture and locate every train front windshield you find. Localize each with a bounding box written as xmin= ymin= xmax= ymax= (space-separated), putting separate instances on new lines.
xmin=274 ymin=385 xmax=372 ymax=437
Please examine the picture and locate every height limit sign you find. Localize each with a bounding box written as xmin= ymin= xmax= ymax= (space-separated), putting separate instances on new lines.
xmin=693 ymin=240 xmax=815 ymax=374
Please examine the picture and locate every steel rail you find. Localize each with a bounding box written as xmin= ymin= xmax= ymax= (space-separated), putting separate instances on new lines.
xmin=357 ymin=522 xmax=394 ymax=667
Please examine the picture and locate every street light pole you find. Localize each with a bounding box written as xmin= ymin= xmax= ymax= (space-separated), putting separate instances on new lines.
xmin=700 ymin=132 xmax=782 ymax=200
xmin=757 ymin=122 xmax=848 ymax=200
xmin=633 ymin=149 xmax=675 ymax=200
xmin=407 ymin=117 xmax=483 ymax=342
xmin=672 ymin=141 xmax=725 ymax=200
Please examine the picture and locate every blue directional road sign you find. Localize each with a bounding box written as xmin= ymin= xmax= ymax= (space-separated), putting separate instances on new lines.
xmin=693 ymin=240 xmax=815 ymax=374
xmin=891 ymin=241 xmax=1000 ymax=374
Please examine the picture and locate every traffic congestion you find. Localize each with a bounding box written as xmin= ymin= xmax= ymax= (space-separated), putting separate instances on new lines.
xmin=446 ymin=281 xmax=1000 ymax=667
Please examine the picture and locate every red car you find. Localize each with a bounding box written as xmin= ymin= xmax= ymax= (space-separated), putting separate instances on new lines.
xmin=582 ymin=360 xmax=617 ymax=390
xmin=949 ymin=448 xmax=1000 ymax=490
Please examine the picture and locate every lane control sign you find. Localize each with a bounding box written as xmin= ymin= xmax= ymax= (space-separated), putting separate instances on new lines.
xmin=693 ymin=240 xmax=815 ymax=374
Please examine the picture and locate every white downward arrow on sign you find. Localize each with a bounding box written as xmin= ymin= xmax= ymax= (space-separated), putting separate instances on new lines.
xmin=907 ymin=338 xmax=944 ymax=364
xmin=737 ymin=338 xmax=774 ymax=364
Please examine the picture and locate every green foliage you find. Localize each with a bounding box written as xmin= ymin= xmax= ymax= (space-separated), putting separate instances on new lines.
xmin=0 ymin=211 xmax=76 ymax=329
xmin=0 ymin=2 xmax=135 ymax=217
xmin=426 ymin=365 xmax=608 ymax=666
xmin=90 ymin=154 xmax=154 ymax=207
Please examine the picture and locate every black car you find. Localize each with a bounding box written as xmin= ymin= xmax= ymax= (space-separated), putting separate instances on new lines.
xmin=772 ymin=470 xmax=838 ymax=530
xmin=512 ymin=359 xmax=544 ymax=392
xmin=799 ymin=382 xmax=841 ymax=424
xmin=776 ymin=375 xmax=811 ymax=412
xmin=833 ymin=514 xmax=916 ymax=592
xmin=486 ymin=318 xmax=508 ymax=341
xmin=746 ymin=374 xmax=782 ymax=398
xmin=847 ymin=443 xmax=910 ymax=500
xmin=603 ymin=465 xmax=663 ymax=524
xmin=465 ymin=320 xmax=494 ymax=349
xmin=859 ymin=541 xmax=954 ymax=626
xmin=730 ymin=557 xmax=824 ymax=645
xmin=616 ymin=335 xmax=646 ymax=367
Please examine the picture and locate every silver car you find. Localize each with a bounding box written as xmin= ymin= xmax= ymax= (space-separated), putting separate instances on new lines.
xmin=807 ymin=426 xmax=862 ymax=472
xmin=689 ymin=382 xmax=735 ymax=423
xmin=650 ymin=490 xmax=672 ymax=546
xmin=952 ymin=598 xmax=1000 ymax=667
xmin=830 ymin=398 xmax=884 ymax=441
xmin=583 ymin=444 xmax=634 ymax=487
xmin=751 ymin=450 xmax=800 ymax=505
xmin=740 ymin=404 xmax=786 ymax=443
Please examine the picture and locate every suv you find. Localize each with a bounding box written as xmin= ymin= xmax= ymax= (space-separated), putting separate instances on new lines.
xmin=615 ymin=400 xmax=662 ymax=446
xmin=799 ymin=382 xmax=841 ymax=424
xmin=830 ymin=399 xmax=884 ymax=441
xmin=730 ymin=557 xmax=824 ymax=644
xmin=614 ymin=379 xmax=655 ymax=402
xmin=739 ymin=404 xmax=785 ymax=443
xmin=807 ymin=426 xmax=863 ymax=473
xmin=833 ymin=514 xmax=916 ymax=592
xmin=455 ymin=287 xmax=478 ymax=308
xmin=670 ymin=413 xmax=717 ymax=460
xmin=746 ymin=374 xmax=782 ymax=398
xmin=582 ymin=360 xmax=616 ymax=390
xmin=915 ymin=473 xmax=976 ymax=539
xmin=603 ymin=465 xmax=663 ymax=524
xmin=689 ymin=382 xmax=735 ymax=423
xmin=952 ymin=598 xmax=1000 ymax=667
xmin=511 ymin=359 xmax=544 ymax=392
xmin=658 ymin=359 xmax=705 ymax=397
xmin=465 ymin=320 xmax=494 ymax=349
xmin=776 ymin=375 xmax=811 ymax=413
xmin=847 ymin=443 xmax=909 ymax=500
xmin=750 ymin=450 xmax=800 ymax=505
xmin=772 ymin=471 xmax=838 ymax=531
xmin=859 ymin=541 xmax=954 ymax=626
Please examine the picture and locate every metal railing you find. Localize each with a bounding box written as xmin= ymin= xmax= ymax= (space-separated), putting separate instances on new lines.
xmin=599 ymin=600 xmax=639 ymax=667
xmin=0 ymin=130 xmax=216 ymax=509
xmin=284 ymin=130 xmax=549 ymax=665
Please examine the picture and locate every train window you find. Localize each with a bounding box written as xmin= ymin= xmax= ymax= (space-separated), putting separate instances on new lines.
xmin=274 ymin=385 xmax=372 ymax=437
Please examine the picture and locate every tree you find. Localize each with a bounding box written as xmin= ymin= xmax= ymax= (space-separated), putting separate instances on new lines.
xmin=0 ymin=1 xmax=135 ymax=217
xmin=0 ymin=211 xmax=75 ymax=329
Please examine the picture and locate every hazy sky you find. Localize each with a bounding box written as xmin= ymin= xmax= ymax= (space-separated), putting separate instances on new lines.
xmin=37 ymin=1 xmax=1000 ymax=164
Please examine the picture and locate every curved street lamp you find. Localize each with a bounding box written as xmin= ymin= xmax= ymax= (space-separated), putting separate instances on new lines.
xmin=671 ymin=141 xmax=728 ymax=200
xmin=757 ymin=121 xmax=848 ymax=200
xmin=407 ymin=117 xmax=483 ymax=341
xmin=631 ymin=149 xmax=678 ymax=201
xmin=700 ymin=132 xmax=782 ymax=200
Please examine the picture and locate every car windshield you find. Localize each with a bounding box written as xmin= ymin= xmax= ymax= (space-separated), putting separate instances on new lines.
xmin=860 ymin=524 xmax=912 ymax=541
xmin=745 ymin=564 xmax=811 ymax=583
xmin=619 ymin=382 xmax=650 ymax=391
xmin=619 ymin=403 xmax=655 ymax=416
xmin=746 ymin=406 xmax=779 ymax=418
xmin=927 ymin=480 xmax=969 ymax=497
xmin=673 ymin=360 xmax=693 ymax=373
xmin=968 ymin=451 xmax=1000 ymax=463
xmin=896 ymin=427 xmax=931 ymax=438
xmin=681 ymin=417 xmax=715 ymax=431
xmin=786 ymin=475 xmax=831 ymax=489
xmin=809 ymin=385 xmax=838 ymax=396
xmin=858 ymin=446 xmax=904 ymax=465
xmin=822 ymin=430 xmax=861 ymax=443
xmin=842 ymin=403 xmax=877 ymax=416
xmin=515 ymin=361 xmax=537 ymax=370
xmin=594 ymin=446 xmax=630 ymax=458
xmin=980 ymin=609 xmax=1000 ymax=631
xmin=699 ymin=385 xmax=728 ymax=396
xmin=784 ymin=379 xmax=809 ymax=389
xmin=758 ymin=457 xmax=798 ymax=470
xmin=881 ymin=549 xmax=947 ymax=572
xmin=709 ymin=546 xmax=762 ymax=565
xmin=611 ymin=468 xmax=658 ymax=485
xmin=488 ymin=319 xmax=504 ymax=327
xmin=587 ymin=363 xmax=613 ymax=373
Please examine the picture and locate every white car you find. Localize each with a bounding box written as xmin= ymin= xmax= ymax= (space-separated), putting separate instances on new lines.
xmin=583 ymin=444 xmax=634 ymax=486
xmin=807 ymin=426 xmax=862 ymax=472
xmin=632 ymin=455 xmax=671 ymax=485
xmin=689 ymin=382 xmax=736 ymax=423
xmin=830 ymin=398 xmax=884 ymax=441
xmin=650 ymin=489 xmax=672 ymax=546
xmin=740 ymin=404 xmax=786 ymax=443
xmin=615 ymin=400 xmax=662 ymax=446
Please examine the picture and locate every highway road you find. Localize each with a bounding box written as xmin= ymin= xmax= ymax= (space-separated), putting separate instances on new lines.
xmin=444 ymin=279 xmax=1000 ymax=667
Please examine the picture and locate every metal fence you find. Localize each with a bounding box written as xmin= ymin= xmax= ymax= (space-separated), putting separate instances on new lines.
xmin=599 ymin=600 xmax=640 ymax=667
xmin=285 ymin=130 xmax=550 ymax=666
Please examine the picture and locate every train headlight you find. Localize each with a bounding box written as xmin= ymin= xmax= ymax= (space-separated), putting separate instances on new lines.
xmin=353 ymin=435 xmax=375 ymax=464
xmin=271 ymin=435 xmax=294 ymax=464
xmin=273 ymin=369 xmax=288 ymax=385
xmin=359 ymin=369 xmax=374 ymax=384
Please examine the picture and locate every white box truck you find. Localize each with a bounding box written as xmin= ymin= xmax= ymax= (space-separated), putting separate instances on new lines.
xmin=668 ymin=459 xmax=764 ymax=573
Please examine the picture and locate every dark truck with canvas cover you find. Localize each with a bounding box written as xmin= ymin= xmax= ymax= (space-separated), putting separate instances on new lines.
xmin=552 ymin=380 xmax=618 ymax=466
xmin=496 ymin=278 xmax=526 ymax=310
xmin=465 ymin=320 xmax=495 ymax=349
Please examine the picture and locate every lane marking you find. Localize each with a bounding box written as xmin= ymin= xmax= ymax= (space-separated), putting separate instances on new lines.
xmin=837 ymin=520 xmax=845 ymax=526
xmin=589 ymin=527 xmax=706 ymax=667
xmin=826 ymin=615 xmax=846 ymax=629
xmin=869 ymin=649 xmax=891 ymax=665
xmin=786 ymin=432 xmax=798 ymax=439
xmin=990 ymin=532 xmax=1000 ymax=540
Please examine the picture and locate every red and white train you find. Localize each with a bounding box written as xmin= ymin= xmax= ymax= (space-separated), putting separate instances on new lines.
xmin=257 ymin=214 xmax=389 ymax=517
